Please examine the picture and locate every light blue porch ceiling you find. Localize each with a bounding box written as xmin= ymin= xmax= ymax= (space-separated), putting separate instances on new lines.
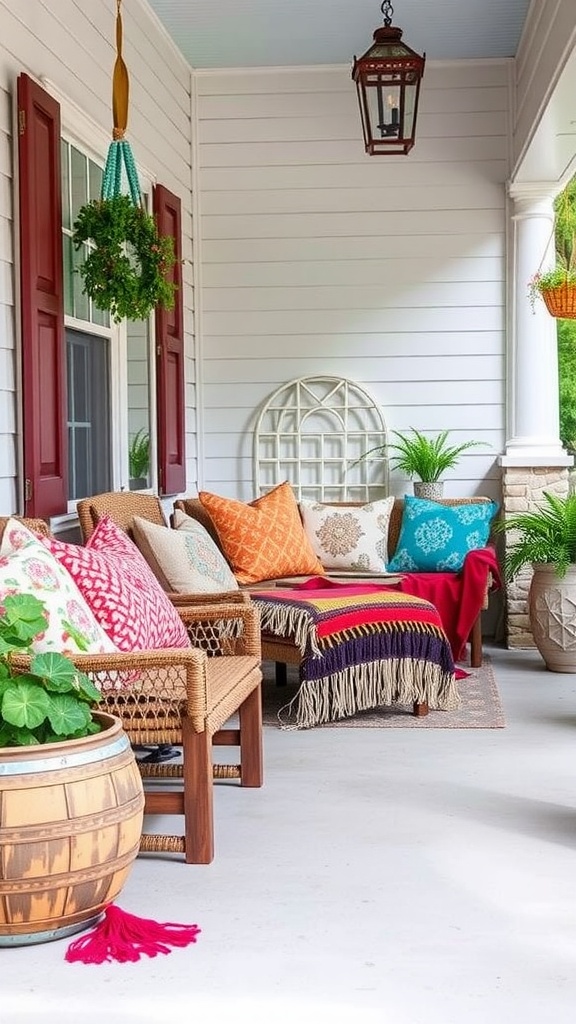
xmin=145 ymin=0 xmax=532 ymax=69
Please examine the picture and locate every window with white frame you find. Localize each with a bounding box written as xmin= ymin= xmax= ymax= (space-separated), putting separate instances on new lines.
xmin=60 ymin=139 xmax=154 ymax=502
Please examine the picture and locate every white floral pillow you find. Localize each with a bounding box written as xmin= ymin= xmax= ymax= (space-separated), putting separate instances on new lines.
xmin=299 ymin=497 xmax=396 ymax=572
xmin=0 ymin=519 xmax=117 ymax=655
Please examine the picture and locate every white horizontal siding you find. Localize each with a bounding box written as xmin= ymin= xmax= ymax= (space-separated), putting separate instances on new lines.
xmin=199 ymin=112 xmax=508 ymax=146
xmin=200 ymin=85 xmax=508 ymax=122
xmin=202 ymin=234 xmax=504 ymax=263
xmin=202 ymin=307 xmax=504 ymax=335
xmin=196 ymin=62 xmax=509 ymax=97
xmin=205 ymin=331 xmax=505 ymax=358
xmin=200 ymin=159 xmax=509 ymax=192
xmin=203 ymin=258 xmax=505 ymax=289
xmin=203 ymin=209 xmax=504 ymax=240
xmin=199 ymin=135 xmax=508 ymax=168
xmin=203 ymin=283 xmax=504 ymax=312
xmin=203 ymin=356 xmax=504 ymax=386
xmin=201 ymin=182 xmax=504 ymax=217
xmin=196 ymin=61 xmax=510 ymax=500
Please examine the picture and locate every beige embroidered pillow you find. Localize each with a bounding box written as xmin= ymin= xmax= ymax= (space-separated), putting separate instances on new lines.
xmin=132 ymin=514 xmax=239 ymax=594
xmin=299 ymin=497 xmax=396 ymax=571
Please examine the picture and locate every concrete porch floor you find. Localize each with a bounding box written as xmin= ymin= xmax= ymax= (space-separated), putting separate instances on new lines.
xmin=3 ymin=644 xmax=576 ymax=1024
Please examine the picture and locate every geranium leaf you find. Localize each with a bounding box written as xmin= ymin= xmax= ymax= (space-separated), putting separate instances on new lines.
xmin=30 ymin=652 xmax=79 ymax=692
xmin=46 ymin=694 xmax=92 ymax=736
xmin=1 ymin=681 xmax=51 ymax=730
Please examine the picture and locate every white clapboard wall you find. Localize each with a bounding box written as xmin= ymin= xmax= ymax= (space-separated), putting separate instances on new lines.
xmin=195 ymin=60 xmax=510 ymax=503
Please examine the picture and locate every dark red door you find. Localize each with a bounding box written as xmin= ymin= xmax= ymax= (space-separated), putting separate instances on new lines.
xmin=17 ymin=73 xmax=67 ymax=517
xmin=154 ymin=184 xmax=186 ymax=496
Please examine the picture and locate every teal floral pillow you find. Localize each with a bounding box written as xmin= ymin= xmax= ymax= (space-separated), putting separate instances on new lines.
xmin=388 ymin=497 xmax=499 ymax=573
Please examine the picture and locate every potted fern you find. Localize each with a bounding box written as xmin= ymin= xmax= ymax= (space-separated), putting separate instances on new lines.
xmin=128 ymin=428 xmax=150 ymax=490
xmin=356 ymin=428 xmax=485 ymax=499
xmin=0 ymin=592 xmax=143 ymax=945
xmin=494 ymin=491 xmax=576 ymax=672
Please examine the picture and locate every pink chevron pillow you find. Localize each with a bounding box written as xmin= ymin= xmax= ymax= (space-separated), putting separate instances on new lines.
xmin=43 ymin=516 xmax=190 ymax=652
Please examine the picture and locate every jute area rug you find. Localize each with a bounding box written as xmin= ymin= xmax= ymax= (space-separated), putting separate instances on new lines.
xmin=261 ymin=655 xmax=505 ymax=730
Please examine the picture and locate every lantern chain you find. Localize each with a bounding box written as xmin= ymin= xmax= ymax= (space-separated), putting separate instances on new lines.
xmin=381 ymin=1 xmax=394 ymax=27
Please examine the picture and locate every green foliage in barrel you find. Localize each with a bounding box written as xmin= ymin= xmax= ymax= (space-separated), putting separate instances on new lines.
xmin=0 ymin=594 xmax=102 ymax=747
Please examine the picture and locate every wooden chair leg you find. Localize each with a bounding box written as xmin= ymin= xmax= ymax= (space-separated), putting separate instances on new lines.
xmin=239 ymin=683 xmax=263 ymax=788
xmin=470 ymin=613 xmax=483 ymax=668
xmin=182 ymin=717 xmax=214 ymax=864
xmin=413 ymin=701 xmax=429 ymax=717
xmin=275 ymin=661 xmax=288 ymax=686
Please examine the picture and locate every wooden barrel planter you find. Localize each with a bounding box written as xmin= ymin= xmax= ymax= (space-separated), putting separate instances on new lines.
xmin=0 ymin=712 xmax=144 ymax=946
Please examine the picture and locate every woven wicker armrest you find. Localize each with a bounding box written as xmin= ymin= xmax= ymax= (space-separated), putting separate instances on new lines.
xmin=177 ymin=600 xmax=261 ymax=659
xmin=10 ymin=646 xmax=209 ymax=735
xmin=61 ymin=644 xmax=259 ymax=737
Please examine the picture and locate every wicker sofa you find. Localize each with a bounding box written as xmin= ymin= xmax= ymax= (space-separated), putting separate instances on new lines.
xmin=174 ymin=495 xmax=500 ymax=670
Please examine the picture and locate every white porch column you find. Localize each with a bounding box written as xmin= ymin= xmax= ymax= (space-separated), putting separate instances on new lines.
xmin=500 ymin=183 xmax=572 ymax=648
xmin=504 ymin=183 xmax=569 ymax=464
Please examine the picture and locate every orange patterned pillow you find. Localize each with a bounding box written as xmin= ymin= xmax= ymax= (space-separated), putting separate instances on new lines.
xmin=198 ymin=482 xmax=325 ymax=585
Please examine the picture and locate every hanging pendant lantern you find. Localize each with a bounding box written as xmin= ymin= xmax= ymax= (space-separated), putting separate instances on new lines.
xmin=352 ymin=1 xmax=426 ymax=155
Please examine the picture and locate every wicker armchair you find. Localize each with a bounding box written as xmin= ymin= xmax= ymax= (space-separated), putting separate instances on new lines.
xmin=72 ymin=600 xmax=263 ymax=864
xmin=0 ymin=516 xmax=263 ymax=864
xmin=75 ymin=492 xmax=250 ymax=613
xmin=76 ymin=491 xmax=167 ymax=542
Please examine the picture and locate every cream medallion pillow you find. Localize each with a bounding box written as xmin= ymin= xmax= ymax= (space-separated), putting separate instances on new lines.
xmin=299 ymin=496 xmax=396 ymax=572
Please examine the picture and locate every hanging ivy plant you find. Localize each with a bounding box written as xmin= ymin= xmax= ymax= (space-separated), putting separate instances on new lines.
xmin=72 ymin=194 xmax=177 ymax=323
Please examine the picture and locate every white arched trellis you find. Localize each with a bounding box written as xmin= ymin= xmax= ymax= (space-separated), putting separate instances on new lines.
xmin=253 ymin=376 xmax=389 ymax=503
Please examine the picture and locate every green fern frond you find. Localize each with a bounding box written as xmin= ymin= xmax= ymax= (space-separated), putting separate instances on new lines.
xmin=495 ymin=491 xmax=576 ymax=580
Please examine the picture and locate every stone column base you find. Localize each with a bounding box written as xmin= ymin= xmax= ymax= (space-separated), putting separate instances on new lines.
xmin=501 ymin=466 xmax=569 ymax=648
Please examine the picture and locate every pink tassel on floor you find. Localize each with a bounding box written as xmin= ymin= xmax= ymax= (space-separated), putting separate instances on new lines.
xmin=65 ymin=904 xmax=201 ymax=964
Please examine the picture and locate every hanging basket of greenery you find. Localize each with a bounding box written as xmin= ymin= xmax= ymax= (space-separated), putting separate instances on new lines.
xmin=73 ymin=194 xmax=176 ymax=324
xmin=537 ymin=276 xmax=573 ymax=319
xmin=71 ymin=1 xmax=177 ymax=324
xmin=528 ymin=269 xmax=576 ymax=319
xmin=529 ymin=179 xmax=576 ymax=320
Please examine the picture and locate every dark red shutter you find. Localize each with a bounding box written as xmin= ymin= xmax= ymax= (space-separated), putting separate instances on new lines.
xmin=154 ymin=184 xmax=186 ymax=495
xmin=17 ymin=74 xmax=67 ymax=518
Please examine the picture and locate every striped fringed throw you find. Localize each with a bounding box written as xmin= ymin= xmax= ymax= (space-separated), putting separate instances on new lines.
xmin=253 ymin=585 xmax=459 ymax=729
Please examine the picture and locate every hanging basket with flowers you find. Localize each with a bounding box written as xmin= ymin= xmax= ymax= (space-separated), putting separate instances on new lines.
xmin=529 ymin=179 xmax=576 ymax=320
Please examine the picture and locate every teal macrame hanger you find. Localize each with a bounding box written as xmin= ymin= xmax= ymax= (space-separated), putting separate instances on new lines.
xmin=101 ymin=0 xmax=142 ymax=206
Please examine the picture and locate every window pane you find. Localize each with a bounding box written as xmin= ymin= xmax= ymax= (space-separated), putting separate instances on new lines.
xmin=67 ymin=329 xmax=111 ymax=501
xmin=70 ymin=146 xmax=88 ymax=222
xmin=72 ymin=243 xmax=90 ymax=322
xmin=92 ymin=302 xmax=110 ymax=329
xmin=62 ymin=235 xmax=74 ymax=316
xmin=89 ymin=161 xmax=103 ymax=202
xmin=61 ymin=140 xmax=70 ymax=231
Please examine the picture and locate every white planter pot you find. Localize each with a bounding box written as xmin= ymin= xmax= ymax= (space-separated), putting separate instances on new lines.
xmin=413 ymin=481 xmax=444 ymax=501
xmin=528 ymin=563 xmax=576 ymax=672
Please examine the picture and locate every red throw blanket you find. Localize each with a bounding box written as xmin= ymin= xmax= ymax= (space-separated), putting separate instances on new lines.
xmin=396 ymin=546 xmax=502 ymax=663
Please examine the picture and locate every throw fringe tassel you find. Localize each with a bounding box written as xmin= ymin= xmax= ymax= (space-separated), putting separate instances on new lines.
xmin=256 ymin=601 xmax=320 ymax=656
xmin=277 ymin=659 xmax=460 ymax=730
xmin=65 ymin=904 xmax=201 ymax=964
